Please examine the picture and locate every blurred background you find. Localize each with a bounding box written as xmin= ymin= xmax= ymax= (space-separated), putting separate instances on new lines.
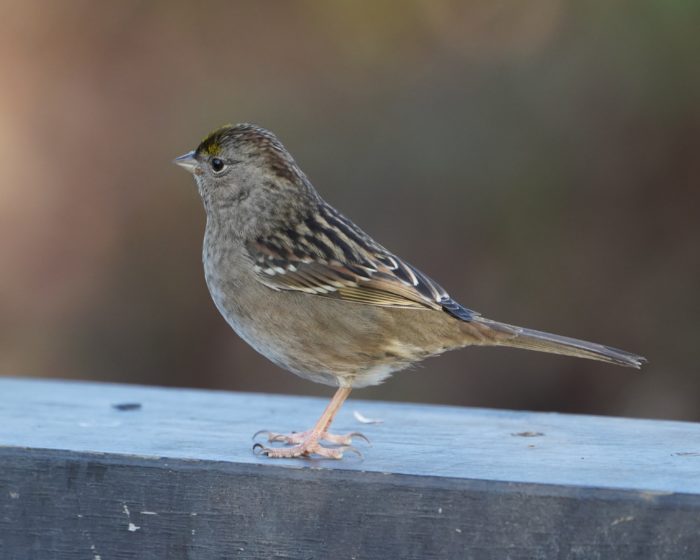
xmin=1 ymin=1 xmax=698 ymax=421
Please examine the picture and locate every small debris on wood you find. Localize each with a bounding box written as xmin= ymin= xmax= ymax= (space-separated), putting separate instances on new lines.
xmin=611 ymin=515 xmax=635 ymax=526
xmin=112 ymin=403 xmax=142 ymax=411
xmin=353 ymin=410 xmax=384 ymax=424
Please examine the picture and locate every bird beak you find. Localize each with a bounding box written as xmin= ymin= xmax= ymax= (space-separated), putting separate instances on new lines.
xmin=173 ymin=150 xmax=198 ymax=173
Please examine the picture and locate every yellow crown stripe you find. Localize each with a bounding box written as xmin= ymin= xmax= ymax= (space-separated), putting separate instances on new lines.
xmin=199 ymin=124 xmax=234 ymax=156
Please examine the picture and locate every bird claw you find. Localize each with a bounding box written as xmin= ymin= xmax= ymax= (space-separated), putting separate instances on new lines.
xmin=343 ymin=445 xmax=364 ymax=459
xmin=345 ymin=432 xmax=371 ymax=446
xmin=252 ymin=430 xmax=272 ymax=441
xmin=252 ymin=441 xmax=362 ymax=460
xmin=252 ymin=429 xmax=369 ymax=446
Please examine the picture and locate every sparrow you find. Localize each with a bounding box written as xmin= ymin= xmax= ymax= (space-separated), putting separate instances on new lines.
xmin=174 ymin=123 xmax=646 ymax=459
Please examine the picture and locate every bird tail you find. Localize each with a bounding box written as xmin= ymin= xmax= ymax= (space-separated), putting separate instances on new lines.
xmin=464 ymin=318 xmax=646 ymax=369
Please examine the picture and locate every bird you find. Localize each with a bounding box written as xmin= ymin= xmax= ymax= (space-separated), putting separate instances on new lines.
xmin=174 ymin=123 xmax=646 ymax=459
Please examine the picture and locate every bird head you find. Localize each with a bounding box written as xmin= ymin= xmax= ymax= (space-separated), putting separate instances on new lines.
xmin=174 ymin=123 xmax=319 ymax=235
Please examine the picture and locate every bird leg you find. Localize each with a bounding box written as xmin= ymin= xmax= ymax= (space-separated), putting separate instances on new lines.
xmin=253 ymin=386 xmax=366 ymax=459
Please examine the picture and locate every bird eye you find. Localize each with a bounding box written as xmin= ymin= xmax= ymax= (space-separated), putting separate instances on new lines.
xmin=210 ymin=158 xmax=225 ymax=173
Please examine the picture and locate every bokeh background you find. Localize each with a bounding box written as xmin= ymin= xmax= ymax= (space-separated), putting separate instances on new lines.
xmin=1 ymin=1 xmax=698 ymax=420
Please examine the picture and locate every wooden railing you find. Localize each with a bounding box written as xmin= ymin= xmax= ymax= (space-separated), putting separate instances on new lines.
xmin=1 ymin=377 xmax=698 ymax=559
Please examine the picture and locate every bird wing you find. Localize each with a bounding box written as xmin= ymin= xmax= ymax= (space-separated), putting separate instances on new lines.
xmin=246 ymin=205 xmax=478 ymax=321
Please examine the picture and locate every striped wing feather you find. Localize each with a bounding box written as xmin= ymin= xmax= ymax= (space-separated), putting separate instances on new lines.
xmin=247 ymin=204 xmax=477 ymax=320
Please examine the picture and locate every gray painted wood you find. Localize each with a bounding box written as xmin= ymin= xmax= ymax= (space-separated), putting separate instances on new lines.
xmin=1 ymin=377 xmax=699 ymax=559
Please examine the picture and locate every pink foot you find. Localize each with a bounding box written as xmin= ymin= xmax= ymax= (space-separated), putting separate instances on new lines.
xmin=253 ymin=440 xmax=362 ymax=459
xmin=253 ymin=429 xmax=369 ymax=446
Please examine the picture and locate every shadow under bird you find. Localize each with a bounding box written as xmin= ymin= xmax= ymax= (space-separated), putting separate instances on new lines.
xmin=174 ymin=124 xmax=646 ymax=459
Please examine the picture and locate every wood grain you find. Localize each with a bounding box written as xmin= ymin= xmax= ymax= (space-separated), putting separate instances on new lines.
xmin=1 ymin=377 xmax=699 ymax=559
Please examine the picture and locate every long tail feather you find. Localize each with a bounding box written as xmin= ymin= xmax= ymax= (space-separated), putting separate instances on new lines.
xmin=474 ymin=320 xmax=646 ymax=369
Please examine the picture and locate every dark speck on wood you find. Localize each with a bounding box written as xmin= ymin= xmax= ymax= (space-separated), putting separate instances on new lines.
xmin=112 ymin=402 xmax=142 ymax=411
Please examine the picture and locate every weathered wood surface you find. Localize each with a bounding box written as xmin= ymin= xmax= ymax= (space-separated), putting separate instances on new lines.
xmin=1 ymin=377 xmax=699 ymax=560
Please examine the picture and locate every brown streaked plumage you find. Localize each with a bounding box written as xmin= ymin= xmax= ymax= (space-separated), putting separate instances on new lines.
xmin=174 ymin=123 xmax=646 ymax=459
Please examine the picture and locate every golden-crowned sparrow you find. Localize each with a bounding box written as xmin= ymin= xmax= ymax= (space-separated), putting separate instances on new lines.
xmin=174 ymin=123 xmax=646 ymax=459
